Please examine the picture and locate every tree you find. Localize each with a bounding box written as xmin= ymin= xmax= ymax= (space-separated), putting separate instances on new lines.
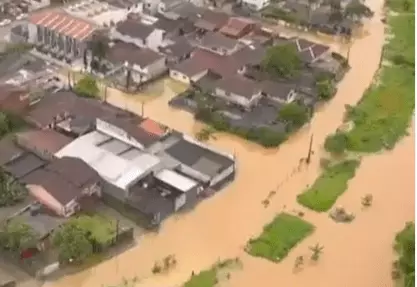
xmin=394 ymin=223 xmax=415 ymax=287
xmin=278 ymin=102 xmax=308 ymax=129
xmin=88 ymin=33 xmax=109 ymax=72
xmin=0 ymin=172 xmax=27 ymax=206
xmin=316 ymin=79 xmax=334 ymax=100
xmin=53 ymin=222 xmax=93 ymax=264
xmin=261 ymin=44 xmax=302 ymax=78
xmin=74 ymin=75 xmax=100 ymax=98
xmin=345 ymin=0 xmax=373 ymax=19
xmin=309 ymin=243 xmax=324 ymax=261
xmin=0 ymin=220 xmax=36 ymax=252
xmin=83 ymin=49 xmax=88 ymax=72
xmin=0 ymin=112 xmax=11 ymax=137
xmin=324 ymin=132 xmax=348 ymax=154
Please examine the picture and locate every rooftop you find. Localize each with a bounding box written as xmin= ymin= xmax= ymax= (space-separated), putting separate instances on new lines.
xmin=108 ymin=42 xmax=165 ymax=67
xmin=15 ymin=129 xmax=73 ymax=155
xmin=115 ymin=19 xmax=155 ymax=40
xmin=219 ymin=17 xmax=254 ymax=38
xmin=29 ymin=9 xmax=98 ymax=41
xmin=215 ymin=75 xmax=261 ymax=98
xmin=200 ymin=32 xmax=239 ymax=50
xmin=154 ymin=168 xmax=197 ymax=192
xmin=194 ymin=9 xmax=229 ymax=31
xmin=4 ymin=152 xmax=46 ymax=179
xmin=0 ymin=137 xmax=24 ymax=166
xmin=159 ymin=37 xmax=194 ymax=59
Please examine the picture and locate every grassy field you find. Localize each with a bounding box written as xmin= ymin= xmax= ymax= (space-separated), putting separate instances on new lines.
xmin=324 ymin=5 xmax=415 ymax=153
xmin=246 ymin=213 xmax=315 ymax=262
xmin=182 ymin=259 xmax=241 ymax=287
xmin=297 ymin=160 xmax=360 ymax=212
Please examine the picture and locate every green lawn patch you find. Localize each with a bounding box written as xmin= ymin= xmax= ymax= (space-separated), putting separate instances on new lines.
xmin=297 ymin=160 xmax=360 ymax=212
xmin=246 ymin=213 xmax=314 ymax=262
xmin=324 ymin=8 xmax=415 ymax=153
xmin=72 ymin=215 xmax=117 ymax=244
xmin=182 ymin=259 xmax=241 ymax=287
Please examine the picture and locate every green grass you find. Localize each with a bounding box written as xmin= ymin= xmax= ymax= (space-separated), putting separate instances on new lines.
xmin=246 ymin=213 xmax=314 ymax=262
xmin=182 ymin=259 xmax=239 ymax=287
xmin=297 ymin=160 xmax=360 ymax=212
xmin=324 ymin=7 xmax=415 ymax=153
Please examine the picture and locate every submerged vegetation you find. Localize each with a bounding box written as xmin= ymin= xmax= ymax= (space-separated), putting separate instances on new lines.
xmin=246 ymin=213 xmax=314 ymax=262
xmin=393 ymin=223 xmax=415 ymax=287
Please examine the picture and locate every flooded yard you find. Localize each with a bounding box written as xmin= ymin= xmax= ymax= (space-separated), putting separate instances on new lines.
xmin=44 ymin=0 xmax=415 ymax=286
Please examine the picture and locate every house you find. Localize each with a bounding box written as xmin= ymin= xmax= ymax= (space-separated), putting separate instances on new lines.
xmin=21 ymin=157 xmax=101 ymax=217
xmin=219 ymin=17 xmax=256 ymax=39
xmin=169 ymin=48 xmax=240 ymax=84
xmin=153 ymin=15 xmax=196 ymax=40
xmin=156 ymin=2 xmax=203 ymax=21
xmin=241 ymin=0 xmax=270 ymax=11
xmin=157 ymin=0 xmax=184 ymax=15
xmin=231 ymin=44 xmax=266 ymax=74
xmin=15 ymin=129 xmax=73 ymax=161
xmin=199 ymin=32 xmax=241 ymax=56
xmin=194 ymin=9 xmax=229 ymax=32
xmin=291 ymin=38 xmax=330 ymax=64
xmin=106 ymin=42 xmax=167 ymax=84
xmin=112 ymin=18 xmax=165 ymax=51
xmin=159 ymin=37 xmax=194 ymax=64
xmin=261 ymin=80 xmax=297 ymax=104
xmin=27 ymin=9 xmax=101 ymax=61
xmin=213 ymin=75 xmax=262 ymax=110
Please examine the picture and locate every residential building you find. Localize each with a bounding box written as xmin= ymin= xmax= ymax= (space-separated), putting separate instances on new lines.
xmin=219 ymin=17 xmax=256 ymax=39
xmin=241 ymin=0 xmax=270 ymax=11
xmin=64 ymin=0 xmax=143 ymax=27
xmin=27 ymin=9 xmax=101 ymax=60
xmin=290 ymin=38 xmax=330 ymax=64
xmin=159 ymin=37 xmax=194 ymax=65
xmin=157 ymin=0 xmax=183 ymax=15
xmin=0 ymin=84 xmax=30 ymax=114
xmin=194 ymin=9 xmax=229 ymax=32
xmin=111 ymin=18 xmax=165 ymax=51
xmin=106 ymin=42 xmax=167 ymax=84
xmin=15 ymin=129 xmax=73 ymax=161
xmin=261 ymin=81 xmax=297 ymax=104
xmin=213 ymin=75 xmax=262 ymax=110
xmin=21 ymin=156 xmax=101 ymax=217
xmin=153 ymin=1 xmax=203 ymax=21
xmin=199 ymin=32 xmax=241 ymax=56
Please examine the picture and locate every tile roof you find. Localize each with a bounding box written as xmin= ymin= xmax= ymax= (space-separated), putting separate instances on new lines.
xmin=116 ymin=19 xmax=155 ymax=40
xmin=200 ymin=32 xmax=238 ymax=50
xmin=15 ymin=129 xmax=72 ymax=155
xmin=139 ymin=118 xmax=167 ymax=137
xmin=219 ymin=17 xmax=254 ymax=37
xmin=107 ymin=42 xmax=165 ymax=67
xmin=194 ymin=9 xmax=229 ymax=31
xmin=159 ymin=37 xmax=194 ymax=58
xmin=29 ymin=9 xmax=97 ymax=41
xmin=215 ymin=75 xmax=261 ymax=98
xmin=0 ymin=138 xmax=24 ymax=166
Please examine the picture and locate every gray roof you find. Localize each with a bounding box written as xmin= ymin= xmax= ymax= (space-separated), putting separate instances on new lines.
xmin=231 ymin=45 xmax=266 ymax=67
xmin=261 ymin=80 xmax=295 ymax=100
xmin=0 ymin=138 xmax=24 ymax=166
xmin=165 ymin=138 xmax=234 ymax=177
xmin=215 ymin=75 xmax=261 ymax=98
xmin=4 ymin=153 xmax=46 ymax=179
xmin=108 ymin=42 xmax=165 ymax=67
xmin=160 ymin=37 xmax=194 ymax=58
xmin=116 ymin=19 xmax=154 ymax=40
xmin=200 ymin=32 xmax=238 ymax=50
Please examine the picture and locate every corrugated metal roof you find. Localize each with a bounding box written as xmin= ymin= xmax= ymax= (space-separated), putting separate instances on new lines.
xmin=155 ymin=169 xmax=197 ymax=192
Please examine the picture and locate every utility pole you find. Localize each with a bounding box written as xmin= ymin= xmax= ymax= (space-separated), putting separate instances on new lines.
xmin=103 ymin=84 xmax=108 ymax=103
xmin=141 ymin=101 xmax=144 ymax=117
xmin=306 ymin=134 xmax=314 ymax=164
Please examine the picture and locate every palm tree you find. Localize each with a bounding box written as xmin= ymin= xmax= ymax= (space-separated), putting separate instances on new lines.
xmin=309 ymin=243 xmax=324 ymax=261
xmin=294 ymin=255 xmax=304 ymax=269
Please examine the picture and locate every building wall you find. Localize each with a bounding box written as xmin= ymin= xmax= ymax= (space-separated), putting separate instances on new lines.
xmin=266 ymin=89 xmax=297 ymax=104
xmin=111 ymin=29 xmax=165 ymax=51
xmin=27 ymin=184 xmax=66 ymax=217
xmin=241 ymin=0 xmax=270 ymax=11
xmin=210 ymin=164 xmax=235 ymax=187
xmin=214 ymin=88 xmax=262 ymax=109
xmin=169 ymin=69 xmax=190 ymax=84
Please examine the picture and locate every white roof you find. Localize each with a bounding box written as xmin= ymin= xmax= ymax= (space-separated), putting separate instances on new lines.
xmin=155 ymin=169 xmax=198 ymax=192
xmin=55 ymin=131 xmax=161 ymax=190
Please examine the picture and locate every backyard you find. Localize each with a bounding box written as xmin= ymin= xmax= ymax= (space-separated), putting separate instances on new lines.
xmin=246 ymin=213 xmax=314 ymax=262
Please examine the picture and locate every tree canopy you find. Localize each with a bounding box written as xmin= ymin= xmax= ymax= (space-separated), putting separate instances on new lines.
xmin=278 ymin=102 xmax=309 ymax=129
xmin=0 ymin=171 xmax=27 ymax=207
xmin=261 ymin=44 xmax=302 ymax=78
xmin=395 ymin=222 xmax=415 ymax=287
xmin=0 ymin=220 xmax=37 ymax=252
xmin=53 ymin=221 xmax=93 ymax=264
xmin=74 ymin=75 xmax=100 ymax=98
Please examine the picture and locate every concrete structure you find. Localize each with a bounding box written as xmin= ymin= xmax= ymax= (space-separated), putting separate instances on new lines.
xmin=27 ymin=9 xmax=100 ymax=60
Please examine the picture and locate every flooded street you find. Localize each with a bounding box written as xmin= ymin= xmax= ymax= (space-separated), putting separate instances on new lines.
xmin=45 ymin=0 xmax=415 ymax=285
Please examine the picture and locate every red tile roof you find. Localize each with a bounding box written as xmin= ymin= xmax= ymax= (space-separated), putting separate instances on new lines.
xmin=139 ymin=118 xmax=166 ymax=137
xmin=29 ymin=9 xmax=97 ymax=41
xmin=219 ymin=17 xmax=254 ymax=38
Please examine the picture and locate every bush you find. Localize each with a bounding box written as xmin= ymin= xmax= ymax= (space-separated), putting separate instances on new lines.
xmin=394 ymin=222 xmax=415 ymax=287
xmin=246 ymin=213 xmax=315 ymax=262
xmin=74 ymin=75 xmax=100 ymax=98
xmin=278 ymin=102 xmax=309 ymax=129
xmin=0 ymin=172 xmax=27 ymax=207
xmin=324 ymin=132 xmax=349 ymax=155
xmin=297 ymin=160 xmax=360 ymax=212
xmin=0 ymin=220 xmax=37 ymax=252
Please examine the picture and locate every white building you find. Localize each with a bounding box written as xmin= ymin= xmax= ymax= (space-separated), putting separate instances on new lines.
xmin=241 ymin=0 xmax=270 ymax=11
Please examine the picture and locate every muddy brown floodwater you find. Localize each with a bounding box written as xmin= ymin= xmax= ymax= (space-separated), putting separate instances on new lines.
xmin=46 ymin=0 xmax=414 ymax=286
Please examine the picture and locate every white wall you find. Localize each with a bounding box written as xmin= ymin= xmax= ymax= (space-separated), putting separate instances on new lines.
xmin=267 ymin=89 xmax=297 ymax=104
xmin=169 ymin=69 xmax=190 ymax=84
xmin=214 ymin=89 xmax=262 ymax=109
xmin=210 ymin=164 xmax=234 ymax=187
xmin=96 ymin=118 xmax=144 ymax=150
xmin=111 ymin=28 xmax=165 ymax=51
xmin=241 ymin=0 xmax=270 ymax=11
xmin=27 ymin=23 xmax=37 ymax=44
xmin=174 ymin=193 xmax=186 ymax=211
xmin=183 ymin=135 xmax=235 ymax=160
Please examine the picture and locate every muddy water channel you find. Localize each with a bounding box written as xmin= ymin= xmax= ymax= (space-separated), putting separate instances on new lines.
xmin=45 ymin=0 xmax=414 ymax=285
